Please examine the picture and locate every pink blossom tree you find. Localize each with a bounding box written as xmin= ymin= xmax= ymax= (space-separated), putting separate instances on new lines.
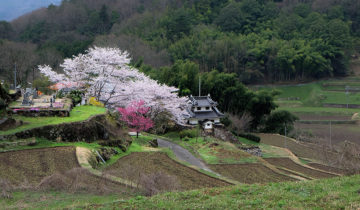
xmin=118 ymin=100 xmax=154 ymax=138
xmin=38 ymin=47 xmax=189 ymax=124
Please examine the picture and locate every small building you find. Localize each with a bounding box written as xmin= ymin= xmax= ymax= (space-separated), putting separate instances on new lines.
xmin=186 ymin=94 xmax=224 ymax=129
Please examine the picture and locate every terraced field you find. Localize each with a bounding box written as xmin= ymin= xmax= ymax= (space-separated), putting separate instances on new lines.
xmin=0 ymin=147 xmax=130 ymax=195
xmin=104 ymin=152 xmax=230 ymax=190
xmin=265 ymin=158 xmax=336 ymax=179
xmin=308 ymin=163 xmax=349 ymax=175
xmin=257 ymin=133 xmax=340 ymax=162
xmin=0 ymin=147 xmax=79 ymax=185
xmin=209 ymin=163 xmax=296 ymax=184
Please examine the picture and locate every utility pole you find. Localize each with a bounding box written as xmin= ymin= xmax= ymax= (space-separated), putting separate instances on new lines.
xmin=284 ymin=123 xmax=287 ymax=148
xmin=199 ymin=74 xmax=201 ymax=96
xmin=346 ymin=85 xmax=349 ymax=109
xmin=329 ymin=121 xmax=332 ymax=148
xmin=14 ymin=62 xmax=17 ymax=90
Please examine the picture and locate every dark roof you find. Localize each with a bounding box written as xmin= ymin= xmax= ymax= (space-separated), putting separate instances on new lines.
xmin=189 ymin=95 xmax=217 ymax=107
xmin=192 ymin=111 xmax=222 ymax=120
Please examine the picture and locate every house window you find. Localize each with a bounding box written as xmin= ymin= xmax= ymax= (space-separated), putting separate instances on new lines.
xmin=207 ymin=124 xmax=211 ymax=126
xmin=206 ymin=107 xmax=210 ymax=110
xmin=197 ymin=107 xmax=201 ymax=111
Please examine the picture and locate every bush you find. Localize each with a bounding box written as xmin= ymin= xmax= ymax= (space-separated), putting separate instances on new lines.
xmin=179 ymin=128 xmax=197 ymax=139
xmin=262 ymin=110 xmax=299 ymax=135
xmin=68 ymin=90 xmax=83 ymax=106
xmin=0 ymin=98 xmax=5 ymax=109
xmin=233 ymin=131 xmax=261 ymax=143
xmin=89 ymin=97 xmax=104 ymax=107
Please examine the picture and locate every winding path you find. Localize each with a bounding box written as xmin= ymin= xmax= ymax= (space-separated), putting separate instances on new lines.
xmin=157 ymin=139 xmax=214 ymax=173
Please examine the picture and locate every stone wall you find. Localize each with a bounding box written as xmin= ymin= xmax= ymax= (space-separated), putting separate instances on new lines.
xmin=7 ymin=109 xmax=70 ymax=117
xmin=1 ymin=115 xmax=108 ymax=142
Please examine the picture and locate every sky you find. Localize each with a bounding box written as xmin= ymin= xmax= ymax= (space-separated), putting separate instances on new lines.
xmin=0 ymin=0 xmax=62 ymax=21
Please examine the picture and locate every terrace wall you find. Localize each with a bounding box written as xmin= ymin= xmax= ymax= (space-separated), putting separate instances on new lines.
xmin=0 ymin=115 xmax=108 ymax=142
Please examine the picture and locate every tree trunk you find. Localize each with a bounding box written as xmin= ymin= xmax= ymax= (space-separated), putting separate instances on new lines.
xmin=136 ymin=131 xmax=139 ymax=138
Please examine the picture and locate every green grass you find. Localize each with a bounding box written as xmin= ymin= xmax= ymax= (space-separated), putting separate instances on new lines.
xmin=110 ymin=175 xmax=360 ymax=209
xmin=277 ymin=106 xmax=360 ymax=115
xmin=4 ymin=175 xmax=359 ymax=209
xmin=0 ymin=190 xmax=127 ymax=209
xmin=0 ymin=105 xmax=106 ymax=135
xmin=256 ymin=79 xmax=360 ymax=109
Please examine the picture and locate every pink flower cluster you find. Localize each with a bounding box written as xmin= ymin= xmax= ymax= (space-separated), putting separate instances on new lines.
xmin=117 ymin=100 xmax=154 ymax=134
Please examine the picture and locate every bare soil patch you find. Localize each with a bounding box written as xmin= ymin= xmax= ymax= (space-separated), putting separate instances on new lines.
xmin=265 ymin=158 xmax=336 ymax=179
xmin=295 ymin=123 xmax=360 ymax=145
xmin=0 ymin=147 xmax=79 ymax=185
xmin=296 ymin=114 xmax=351 ymax=121
xmin=308 ymin=163 xmax=349 ymax=175
xmin=258 ymin=134 xmax=326 ymax=160
xmin=104 ymin=152 xmax=230 ymax=191
xmin=209 ymin=163 xmax=296 ymax=184
xmin=0 ymin=147 xmax=130 ymax=195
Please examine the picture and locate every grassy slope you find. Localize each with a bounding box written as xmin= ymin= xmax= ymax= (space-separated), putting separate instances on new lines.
xmin=110 ymin=175 xmax=360 ymax=209
xmin=254 ymin=78 xmax=360 ymax=116
xmin=0 ymin=105 xmax=106 ymax=135
xmin=3 ymin=175 xmax=359 ymax=209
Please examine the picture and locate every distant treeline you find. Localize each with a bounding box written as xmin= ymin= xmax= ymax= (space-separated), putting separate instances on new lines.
xmin=0 ymin=0 xmax=359 ymax=85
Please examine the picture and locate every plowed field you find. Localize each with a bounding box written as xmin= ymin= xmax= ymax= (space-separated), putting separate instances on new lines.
xmin=265 ymin=158 xmax=336 ymax=179
xmin=104 ymin=152 xmax=230 ymax=190
xmin=209 ymin=163 xmax=296 ymax=184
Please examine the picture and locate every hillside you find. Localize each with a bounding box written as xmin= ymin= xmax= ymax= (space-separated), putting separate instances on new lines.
xmin=1 ymin=0 xmax=360 ymax=87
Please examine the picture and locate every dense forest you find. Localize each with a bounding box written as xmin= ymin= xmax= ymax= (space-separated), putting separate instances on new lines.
xmin=0 ymin=0 xmax=359 ymax=85
xmin=1 ymin=0 xmax=356 ymax=130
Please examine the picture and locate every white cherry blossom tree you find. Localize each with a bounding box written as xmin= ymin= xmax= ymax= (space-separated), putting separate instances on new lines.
xmin=38 ymin=47 xmax=189 ymax=124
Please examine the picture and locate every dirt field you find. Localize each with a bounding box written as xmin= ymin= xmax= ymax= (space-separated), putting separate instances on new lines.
xmin=265 ymin=158 xmax=336 ymax=179
xmin=295 ymin=123 xmax=360 ymax=146
xmin=0 ymin=147 xmax=79 ymax=185
xmin=209 ymin=163 xmax=296 ymax=184
xmin=296 ymin=114 xmax=351 ymax=121
xmin=104 ymin=152 xmax=230 ymax=190
xmin=308 ymin=163 xmax=349 ymax=175
xmin=258 ymin=133 xmax=326 ymax=160
xmin=0 ymin=147 xmax=130 ymax=195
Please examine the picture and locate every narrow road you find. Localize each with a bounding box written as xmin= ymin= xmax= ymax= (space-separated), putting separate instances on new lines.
xmin=157 ymin=139 xmax=214 ymax=173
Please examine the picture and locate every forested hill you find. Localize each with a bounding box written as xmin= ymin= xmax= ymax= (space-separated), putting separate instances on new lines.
xmin=0 ymin=0 xmax=359 ymax=85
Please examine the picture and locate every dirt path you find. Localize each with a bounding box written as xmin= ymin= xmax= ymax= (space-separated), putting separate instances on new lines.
xmin=157 ymin=139 xmax=213 ymax=173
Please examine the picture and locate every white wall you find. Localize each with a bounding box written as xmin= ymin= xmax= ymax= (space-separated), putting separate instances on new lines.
xmin=203 ymin=121 xmax=213 ymax=129
xmin=194 ymin=106 xmax=211 ymax=112
xmin=189 ymin=119 xmax=199 ymax=125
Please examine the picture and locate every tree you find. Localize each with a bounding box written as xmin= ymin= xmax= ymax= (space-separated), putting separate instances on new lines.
xmin=38 ymin=47 xmax=188 ymax=124
xmin=262 ymin=110 xmax=299 ymax=135
xmin=118 ymin=100 xmax=154 ymax=138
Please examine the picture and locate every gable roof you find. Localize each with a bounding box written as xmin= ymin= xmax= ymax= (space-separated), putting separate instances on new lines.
xmin=189 ymin=95 xmax=218 ymax=107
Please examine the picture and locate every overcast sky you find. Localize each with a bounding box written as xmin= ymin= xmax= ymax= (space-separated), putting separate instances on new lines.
xmin=0 ymin=0 xmax=61 ymax=21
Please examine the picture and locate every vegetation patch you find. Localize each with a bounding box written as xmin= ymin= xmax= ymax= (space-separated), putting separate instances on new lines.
xmin=197 ymin=142 xmax=257 ymax=164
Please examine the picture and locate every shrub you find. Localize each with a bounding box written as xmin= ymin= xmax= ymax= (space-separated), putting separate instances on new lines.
xmin=0 ymin=98 xmax=5 ymax=109
xmin=139 ymin=172 xmax=180 ymax=196
xmin=68 ymin=90 xmax=83 ymax=106
xmin=262 ymin=110 xmax=299 ymax=135
xmin=179 ymin=128 xmax=197 ymax=139
xmin=89 ymin=97 xmax=104 ymax=107
xmin=234 ymin=132 xmax=261 ymax=143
